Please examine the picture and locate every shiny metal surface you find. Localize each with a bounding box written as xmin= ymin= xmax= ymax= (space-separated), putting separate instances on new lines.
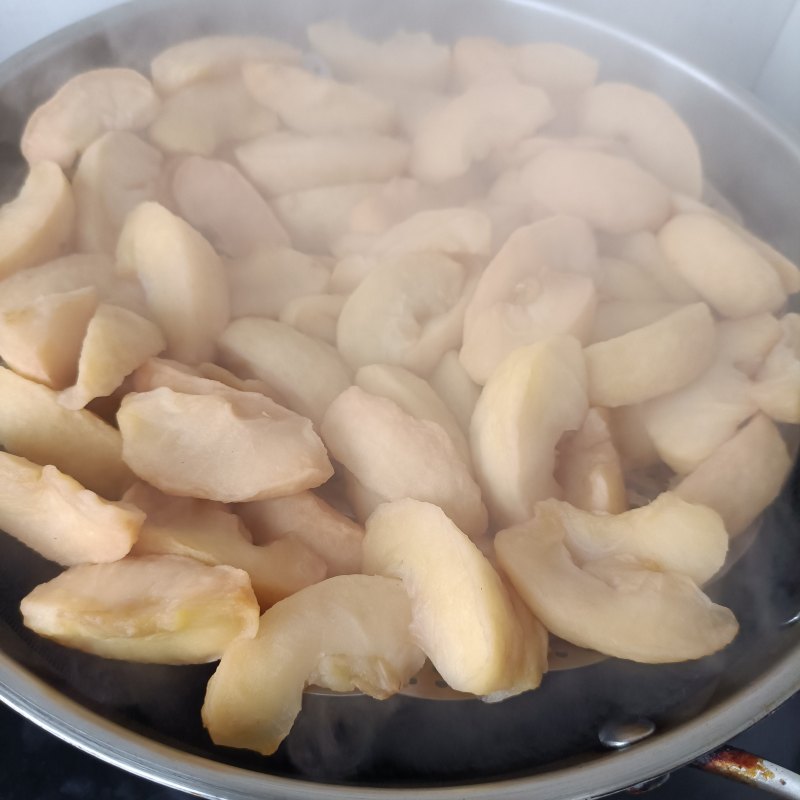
xmin=0 ymin=1 xmax=799 ymax=798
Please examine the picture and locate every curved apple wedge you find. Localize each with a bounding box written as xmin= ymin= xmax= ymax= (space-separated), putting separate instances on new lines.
xmin=202 ymin=574 xmax=425 ymax=755
xmin=21 ymin=555 xmax=259 ymax=664
xmin=363 ymin=499 xmax=546 ymax=698
xmin=495 ymin=512 xmax=739 ymax=663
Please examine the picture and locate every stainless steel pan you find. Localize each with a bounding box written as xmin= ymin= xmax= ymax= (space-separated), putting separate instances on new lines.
xmin=1 ymin=1 xmax=799 ymax=797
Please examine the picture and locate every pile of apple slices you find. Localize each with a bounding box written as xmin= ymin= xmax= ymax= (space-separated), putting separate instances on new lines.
xmin=0 ymin=20 xmax=798 ymax=758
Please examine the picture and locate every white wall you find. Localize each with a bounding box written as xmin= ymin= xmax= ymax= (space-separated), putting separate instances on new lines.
xmin=0 ymin=0 xmax=798 ymax=131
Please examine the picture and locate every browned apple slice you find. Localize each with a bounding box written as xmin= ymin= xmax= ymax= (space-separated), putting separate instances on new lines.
xmin=202 ymin=574 xmax=425 ymax=755
xmin=21 ymin=555 xmax=259 ymax=663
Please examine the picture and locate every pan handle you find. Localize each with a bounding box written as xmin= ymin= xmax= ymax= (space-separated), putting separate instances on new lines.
xmin=691 ymin=745 xmax=800 ymax=798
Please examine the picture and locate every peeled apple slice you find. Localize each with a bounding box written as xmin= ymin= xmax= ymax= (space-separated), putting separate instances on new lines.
xmin=337 ymin=252 xmax=472 ymax=375
xmin=429 ymin=350 xmax=481 ymax=433
xmin=0 ymin=452 xmax=143 ymax=566
xmin=495 ymin=513 xmax=739 ymax=663
xmin=540 ymin=493 xmax=728 ymax=586
xmin=715 ymin=314 xmax=782 ymax=377
xmin=750 ymin=314 xmax=800 ymax=424
xmin=321 ymin=386 xmax=488 ymax=538
xmin=21 ymin=555 xmax=259 ymax=664
xmin=118 ymin=387 xmax=333 ymax=502
xmin=59 ymin=304 xmax=166 ymax=410
xmin=470 ymin=337 xmax=588 ymax=528
xmin=0 ymin=161 xmax=75 ymax=279
xmin=584 ymin=302 xmax=716 ymax=407
xmin=280 ymin=294 xmax=345 ymax=346
xmin=674 ymin=414 xmax=792 ymax=537
xmin=116 ymin=202 xmax=229 ymax=364
xmin=0 ymin=286 xmax=98 ymax=389
xmin=21 ymin=68 xmax=160 ymax=168
xmin=202 ymin=574 xmax=425 ymax=755
xmin=0 ymin=367 xmax=133 ymax=499
xmin=218 ymin=318 xmax=352 ymax=425
xmin=363 ymin=499 xmax=546 ymax=698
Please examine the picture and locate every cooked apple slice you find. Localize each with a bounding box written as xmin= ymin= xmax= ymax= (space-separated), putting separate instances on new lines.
xmin=716 ymin=314 xmax=782 ymax=376
xmin=21 ymin=555 xmax=258 ymax=663
xmin=495 ymin=512 xmax=738 ymax=663
xmin=116 ymin=202 xmax=229 ymax=363
xmin=118 ymin=387 xmax=333 ymax=503
xmin=577 ymin=82 xmax=703 ymax=197
xmin=218 ymin=318 xmax=351 ymax=425
xmin=364 ymin=499 xmax=546 ymax=697
xmin=237 ymin=491 xmax=364 ymax=576
xmin=59 ymin=304 xmax=166 ymax=410
xmin=0 ymin=367 xmax=132 ymax=499
xmin=125 ymin=485 xmax=325 ymax=607
xmin=307 ymin=21 xmax=450 ymax=88
xmin=520 ymin=148 xmax=672 ymax=234
xmin=0 ymin=161 xmax=74 ymax=279
xmin=355 ymin=364 xmax=471 ymax=465
xmin=0 ymin=452 xmax=142 ymax=565
xmin=606 ymin=405 xmax=660 ymax=470
xmin=596 ymin=257 xmax=667 ymax=302
xmin=0 ymin=286 xmax=98 ymax=389
xmin=658 ymin=214 xmax=786 ymax=318
xmin=235 ymin=132 xmax=409 ymax=196
xmin=337 ymin=252 xmax=472 ymax=375
xmin=21 ymin=69 xmax=159 ymax=167
xmin=471 ymin=337 xmax=588 ymax=528
xmin=589 ymin=300 xmax=681 ymax=343
xmin=674 ymin=413 xmax=792 ymax=537
xmin=149 ymin=77 xmax=278 ymax=156
xmin=540 ymin=493 xmax=728 ymax=585
xmin=280 ymin=294 xmax=345 ymax=345
xmin=202 ymin=574 xmax=425 ymax=755
xmin=750 ymin=314 xmax=800 ymax=424
xmin=584 ymin=302 xmax=716 ymax=407
xmin=555 ymin=408 xmax=627 ymax=514
xmin=429 ymin=350 xmax=481 ymax=433
xmin=73 ymin=131 xmax=163 ymax=254
xmin=639 ymin=362 xmax=757 ymax=474
xmin=412 ymin=82 xmax=553 ymax=184
xmin=172 ymin=157 xmax=289 ymax=258
xmin=150 ymin=35 xmax=300 ymax=93
xmin=321 ymin=386 xmax=487 ymax=538
xmin=227 ymin=247 xmax=329 ymax=319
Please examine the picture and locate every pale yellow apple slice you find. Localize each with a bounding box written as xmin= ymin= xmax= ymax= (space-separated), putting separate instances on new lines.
xmin=218 ymin=317 xmax=351 ymax=425
xmin=125 ymin=485 xmax=326 ymax=607
xmin=355 ymin=364 xmax=471 ymax=465
xmin=116 ymin=201 xmax=229 ymax=364
xmin=118 ymin=387 xmax=333 ymax=503
xmin=237 ymin=491 xmax=364 ymax=576
xmin=495 ymin=513 xmax=738 ymax=663
xmin=540 ymin=492 xmax=728 ymax=585
xmin=0 ymin=366 xmax=133 ymax=499
xmin=750 ymin=314 xmax=800 ymax=424
xmin=337 ymin=252 xmax=472 ymax=375
xmin=589 ymin=300 xmax=682 ymax=343
xmin=584 ymin=302 xmax=716 ymax=407
xmin=596 ymin=257 xmax=667 ymax=302
xmin=555 ymin=407 xmax=627 ymax=514
xmin=280 ymin=294 xmax=345 ymax=346
xmin=73 ymin=131 xmax=163 ymax=254
xmin=321 ymin=386 xmax=488 ymax=538
xmin=674 ymin=414 xmax=792 ymax=537
xmin=202 ymin=574 xmax=425 ymax=755
xmin=307 ymin=21 xmax=450 ymax=88
xmin=149 ymin=77 xmax=278 ymax=156
xmin=0 ymin=452 xmax=142 ymax=565
xmin=59 ymin=304 xmax=166 ymax=410
xmin=150 ymin=36 xmax=300 ymax=93
xmin=606 ymin=404 xmax=661 ymax=470
xmin=227 ymin=246 xmax=329 ymax=319
xmin=639 ymin=362 xmax=757 ymax=474
xmin=716 ymin=314 xmax=782 ymax=376
xmin=364 ymin=499 xmax=546 ymax=698
xmin=21 ymin=69 xmax=160 ymax=167
xmin=0 ymin=161 xmax=75 ymax=279
xmin=429 ymin=350 xmax=481 ymax=433
xmin=0 ymin=286 xmax=98 ymax=389
xmin=21 ymin=555 xmax=258 ymax=663
xmin=470 ymin=336 xmax=588 ymax=528
xmin=234 ymin=132 xmax=409 ymax=196
xmin=658 ymin=214 xmax=786 ymax=318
